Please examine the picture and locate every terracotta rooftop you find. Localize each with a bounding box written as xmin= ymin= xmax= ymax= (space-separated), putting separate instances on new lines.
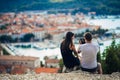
xmin=21 ymin=27 xmax=32 ymax=33
xmin=35 ymin=67 xmax=59 ymax=73
xmin=0 ymin=55 xmax=39 ymax=61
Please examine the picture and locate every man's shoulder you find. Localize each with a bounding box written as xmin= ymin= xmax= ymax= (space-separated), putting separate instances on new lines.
xmin=80 ymin=43 xmax=86 ymax=45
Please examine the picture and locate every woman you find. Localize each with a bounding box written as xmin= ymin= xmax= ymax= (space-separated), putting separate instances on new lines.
xmin=60 ymin=32 xmax=80 ymax=71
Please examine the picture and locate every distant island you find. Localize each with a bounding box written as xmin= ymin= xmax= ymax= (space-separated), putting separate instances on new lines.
xmin=0 ymin=0 xmax=120 ymax=15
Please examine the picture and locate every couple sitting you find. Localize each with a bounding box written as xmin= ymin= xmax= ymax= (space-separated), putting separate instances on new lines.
xmin=60 ymin=32 xmax=102 ymax=74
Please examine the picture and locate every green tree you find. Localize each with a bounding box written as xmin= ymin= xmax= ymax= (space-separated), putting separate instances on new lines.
xmin=0 ymin=35 xmax=13 ymax=43
xmin=102 ymin=40 xmax=120 ymax=74
xmin=40 ymin=61 xmax=44 ymax=67
xmin=3 ymin=49 xmax=10 ymax=55
xmin=1 ymin=0 xmax=120 ymax=15
xmin=97 ymin=51 xmax=101 ymax=63
xmin=44 ymin=33 xmax=53 ymax=40
xmin=22 ymin=33 xmax=35 ymax=42
xmin=75 ymin=28 xmax=108 ymax=39
xmin=44 ymin=56 xmax=49 ymax=60
xmin=58 ymin=59 xmax=64 ymax=73
xmin=0 ymin=25 xmax=7 ymax=30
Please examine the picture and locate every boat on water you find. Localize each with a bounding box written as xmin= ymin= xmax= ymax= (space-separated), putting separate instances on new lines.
xmin=32 ymin=44 xmax=44 ymax=50
xmin=14 ymin=44 xmax=31 ymax=48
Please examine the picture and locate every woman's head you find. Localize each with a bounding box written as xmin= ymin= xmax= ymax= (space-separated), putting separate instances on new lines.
xmin=62 ymin=32 xmax=74 ymax=49
xmin=65 ymin=31 xmax=74 ymax=42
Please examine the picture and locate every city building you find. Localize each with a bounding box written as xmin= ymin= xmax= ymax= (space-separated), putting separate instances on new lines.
xmin=45 ymin=59 xmax=60 ymax=68
xmin=0 ymin=55 xmax=40 ymax=68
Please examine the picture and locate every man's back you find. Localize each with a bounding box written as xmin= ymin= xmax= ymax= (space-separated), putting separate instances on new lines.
xmin=80 ymin=43 xmax=99 ymax=69
xmin=79 ymin=32 xmax=102 ymax=74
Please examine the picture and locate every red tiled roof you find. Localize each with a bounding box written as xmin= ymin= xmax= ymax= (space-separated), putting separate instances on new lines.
xmin=48 ymin=27 xmax=57 ymax=31
xmin=35 ymin=67 xmax=59 ymax=74
xmin=0 ymin=55 xmax=39 ymax=61
xmin=21 ymin=27 xmax=32 ymax=33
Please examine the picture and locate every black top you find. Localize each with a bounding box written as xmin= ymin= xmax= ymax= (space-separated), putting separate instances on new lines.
xmin=60 ymin=42 xmax=80 ymax=68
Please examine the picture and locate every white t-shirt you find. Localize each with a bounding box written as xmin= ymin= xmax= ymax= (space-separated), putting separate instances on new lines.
xmin=78 ymin=43 xmax=99 ymax=69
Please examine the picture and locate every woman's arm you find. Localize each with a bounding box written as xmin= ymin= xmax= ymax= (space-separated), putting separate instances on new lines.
xmin=70 ymin=44 xmax=79 ymax=58
xmin=77 ymin=46 xmax=81 ymax=53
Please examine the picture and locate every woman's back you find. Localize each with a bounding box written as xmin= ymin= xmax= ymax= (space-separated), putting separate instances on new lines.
xmin=60 ymin=42 xmax=80 ymax=68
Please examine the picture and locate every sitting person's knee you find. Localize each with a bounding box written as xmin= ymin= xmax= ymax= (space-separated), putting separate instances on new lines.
xmin=97 ymin=62 xmax=101 ymax=68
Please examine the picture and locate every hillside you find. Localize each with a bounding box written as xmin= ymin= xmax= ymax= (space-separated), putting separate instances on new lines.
xmin=0 ymin=0 xmax=120 ymax=15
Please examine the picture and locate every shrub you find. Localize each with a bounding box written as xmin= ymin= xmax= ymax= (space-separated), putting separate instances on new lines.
xmin=102 ymin=39 xmax=120 ymax=74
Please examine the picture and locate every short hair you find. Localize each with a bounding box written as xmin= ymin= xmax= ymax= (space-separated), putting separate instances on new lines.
xmin=79 ymin=38 xmax=85 ymax=44
xmin=84 ymin=32 xmax=92 ymax=41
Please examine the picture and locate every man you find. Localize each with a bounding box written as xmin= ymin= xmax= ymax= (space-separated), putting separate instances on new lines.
xmin=78 ymin=32 xmax=102 ymax=74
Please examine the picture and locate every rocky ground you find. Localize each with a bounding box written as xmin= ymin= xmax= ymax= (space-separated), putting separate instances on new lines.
xmin=0 ymin=70 xmax=120 ymax=80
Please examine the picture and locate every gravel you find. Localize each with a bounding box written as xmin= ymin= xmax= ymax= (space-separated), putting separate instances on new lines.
xmin=0 ymin=71 xmax=120 ymax=80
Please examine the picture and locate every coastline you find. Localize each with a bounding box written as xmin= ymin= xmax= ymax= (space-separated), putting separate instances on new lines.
xmin=1 ymin=37 xmax=120 ymax=62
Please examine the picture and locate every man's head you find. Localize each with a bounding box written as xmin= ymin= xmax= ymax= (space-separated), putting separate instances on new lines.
xmin=84 ymin=32 xmax=92 ymax=42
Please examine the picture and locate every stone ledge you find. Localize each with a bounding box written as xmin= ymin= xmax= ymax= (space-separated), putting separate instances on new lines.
xmin=0 ymin=72 xmax=120 ymax=80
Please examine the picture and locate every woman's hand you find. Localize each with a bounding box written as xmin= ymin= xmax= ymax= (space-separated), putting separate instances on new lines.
xmin=71 ymin=45 xmax=79 ymax=58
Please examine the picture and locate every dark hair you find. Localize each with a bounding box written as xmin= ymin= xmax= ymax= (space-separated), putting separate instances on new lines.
xmin=84 ymin=32 xmax=92 ymax=41
xmin=62 ymin=32 xmax=74 ymax=49
xmin=79 ymin=38 xmax=85 ymax=44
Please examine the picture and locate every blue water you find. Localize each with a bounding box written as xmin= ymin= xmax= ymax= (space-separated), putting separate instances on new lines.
xmin=99 ymin=38 xmax=120 ymax=53
xmin=86 ymin=18 xmax=120 ymax=29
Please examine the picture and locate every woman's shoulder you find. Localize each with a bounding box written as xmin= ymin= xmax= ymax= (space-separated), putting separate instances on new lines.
xmin=69 ymin=43 xmax=74 ymax=50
